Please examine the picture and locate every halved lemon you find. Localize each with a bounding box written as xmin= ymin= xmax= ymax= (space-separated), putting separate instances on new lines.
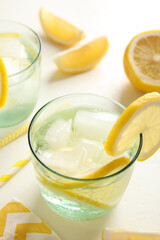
xmin=0 ymin=57 xmax=8 ymax=108
xmin=39 ymin=7 xmax=85 ymax=47
xmin=53 ymin=36 xmax=109 ymax=73
xmin=123 ymin=30 xmax=160 ymax=92
xmin=104 ymin=92 xmax=160 ymax=161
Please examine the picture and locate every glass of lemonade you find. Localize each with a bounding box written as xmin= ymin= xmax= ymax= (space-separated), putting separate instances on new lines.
xmin=0 ymin=20 xmax=41 ymax=127
xmin=28 ymin=93 xmax=142 ymax=221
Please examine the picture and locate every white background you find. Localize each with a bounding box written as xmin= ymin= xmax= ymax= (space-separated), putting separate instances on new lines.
xmin=0 ymin=0 xmax=160 ymax=239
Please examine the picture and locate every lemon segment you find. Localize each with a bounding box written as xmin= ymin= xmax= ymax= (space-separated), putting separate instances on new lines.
xmin=123 ymin=30 xmax=160 ymax=92
xmin=39 ymin=7 xmax=85 ymax=47
xmin=53 ymin=36 xmax=109 ymax=73
xmin=0 ymin=57 xmax=8 ymax=108
xmin=104 ymin=92 xmax=160 ymax=161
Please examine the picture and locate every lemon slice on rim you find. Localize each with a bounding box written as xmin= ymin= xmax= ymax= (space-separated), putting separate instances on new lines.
xmin=123 ymin=30 xmax=160 ymax=92
xmin=104 ymin=92 xmax=160 ymax=161
xmin=53 ymin=36 xmax=109 ymax=73
xmin=39 ymin=7 xmax=85 ymax=47
xmin=0 ymin=57 xmax=8 ymax=108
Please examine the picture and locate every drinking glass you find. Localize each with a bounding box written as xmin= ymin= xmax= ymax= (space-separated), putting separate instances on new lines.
xmin=28 ymin=93 xmax=142 ymax=221
xmin=0 ymin=20 xmax=41 ymax=127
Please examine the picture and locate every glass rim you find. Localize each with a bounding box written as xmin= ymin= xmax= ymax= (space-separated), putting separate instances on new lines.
xmin=28 ymin=93 xmax=143 ymax=182
xmin=0 ymin=19 xmax=41 ymax=83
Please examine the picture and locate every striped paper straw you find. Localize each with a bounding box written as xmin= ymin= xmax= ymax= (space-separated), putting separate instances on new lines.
xmin=0 ymin=124 xmax=29 ymax=148
xmin=0 ymin=154 xmax=31 ymax=188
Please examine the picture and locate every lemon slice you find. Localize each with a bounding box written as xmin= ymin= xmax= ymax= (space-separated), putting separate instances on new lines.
xmin=47 ymin=156 xmax=130 ymax=189
xmin=38 ymin=156 xmax=130 ymax=189
xmin=53 ymin=36 xmax=109 ymax=73
xmin=103 ymin=228 xmax=160 ymax=240
xmin=104 ymin=92 xmax=160 ymax=161
xmin=0 ymin=57 xmax=8 ymax=108
xmin=36 ymin=156 xmax=129 ymax=209
xmin=123 ymin=30 xmax=160 ymax=92
xmin=39 ymin=7 xmax=85 ymax=47
xmin=81 ymin=156 xmax=130 ymax=179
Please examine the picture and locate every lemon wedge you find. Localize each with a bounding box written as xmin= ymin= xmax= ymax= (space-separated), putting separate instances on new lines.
xmin=104 ymin=92 xmax=160 ymax=161
xmin=53 ymin=36 xmax=109 ymax=73
xmin=123 ymin=30 xmax=160 ymax=92
xmin=39 ymin=7 xmax=85 ymax=47
xmin=0 ymin=57 xmax=8 ymax=108
xmin=103 ymin=228 xmax=160 ymax=240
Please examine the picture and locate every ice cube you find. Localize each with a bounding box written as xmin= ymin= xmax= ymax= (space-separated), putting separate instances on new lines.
xmin=74 ymin=110 xmax=118 ymax=142
xmin=37 ymin=146 xmax=87 ymax=176
xmin=2 ymin=57 xmax=20 ymax=75
xmin=45 ymin=119 xmax=72 ymax=150
xmin=0 ymin=36 xmax=21 ymax=58
xmin=37 ymin=134 xmax=125 ymax=178
xmin=77 ymin=138 xmax=104 ymax=165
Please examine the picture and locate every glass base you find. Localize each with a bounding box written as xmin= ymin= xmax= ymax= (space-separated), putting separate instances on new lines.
xmin=39 ymin=184 xmax=112 ymax=221
xmin=0 ymin=102 xmax=36 ymax=128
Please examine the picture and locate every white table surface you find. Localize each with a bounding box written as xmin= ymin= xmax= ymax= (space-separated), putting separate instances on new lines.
xmin=0 ymin=0 xmax=160 ymax=239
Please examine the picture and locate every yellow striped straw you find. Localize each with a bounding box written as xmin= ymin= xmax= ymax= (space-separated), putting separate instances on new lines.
xmin=0 ymin=124 xmax=29 ymax=148
xmin=0 ymin=154 xmax=31 ymax=188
